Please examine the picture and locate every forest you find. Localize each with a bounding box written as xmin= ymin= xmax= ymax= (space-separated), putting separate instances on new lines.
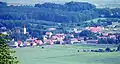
xmin=0 ymin=1 xmax=120 ymax=23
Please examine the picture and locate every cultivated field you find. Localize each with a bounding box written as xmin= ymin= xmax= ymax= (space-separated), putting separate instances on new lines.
xmin=14 ymin=44 xmax=120 ymax=64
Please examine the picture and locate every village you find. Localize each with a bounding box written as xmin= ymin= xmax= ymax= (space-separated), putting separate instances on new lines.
xmin=1 ymin=21 xmax=119 ymax=48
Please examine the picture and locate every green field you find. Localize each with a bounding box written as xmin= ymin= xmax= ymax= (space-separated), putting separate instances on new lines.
xmin=14 ymin=45 xmax=120 ymax=64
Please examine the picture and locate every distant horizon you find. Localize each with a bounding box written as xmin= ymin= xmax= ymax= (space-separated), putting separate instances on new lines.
xmin=0 ymin=0 xmax=96 ymax=5
xmin=0 ymin=0 xmax=120 ymax=8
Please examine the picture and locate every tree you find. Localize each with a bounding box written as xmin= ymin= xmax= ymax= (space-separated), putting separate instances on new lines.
xmin=0 ymin=34 xmax=19 ymax=64
xmin=117 ymin=45 xmax=120 ymax=51
xmin=0 ymin=2 xmax=7 ymax=7
xmin=105 ymin=47 xmax=111 ymax=52
xmin=116 ymin=34 xmax=120 ymax=44
xmin=79 ymin=30 xmax=94 ymax=37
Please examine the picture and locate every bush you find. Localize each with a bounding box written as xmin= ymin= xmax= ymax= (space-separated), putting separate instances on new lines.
xmin=94 ymin=50 xmax=98 ymax=52
xmin=91 ymin=50 xmax=94 ymax=52
xmin=117 ymin=45 xmax=120 ymax=51
xmin=83 ymin=50 xmax=87 ymax=52
xmin=112 ymin=49 xmax=116 ymax=52
xmin=0 ymin=34 xmax=19 ymax=64
xmin=105 ymin=47 xmax=111 ymax=52
xmin=98 ymin=49 xmax=104 ymax=52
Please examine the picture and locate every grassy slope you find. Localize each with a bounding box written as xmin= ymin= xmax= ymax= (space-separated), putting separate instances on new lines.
xmin=14 ymin=45 xmax=120 ymax=64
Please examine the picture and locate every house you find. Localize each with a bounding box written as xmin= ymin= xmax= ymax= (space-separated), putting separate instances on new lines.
xmin=85 ymin=26 xmax=103 ymax=33
xmin=47 ymin=28 xmax=56 ymax=31
xmin=34 ymin=39 xmax=43 ymax=45
xmin=24 ymin=42 xmax=30 ymax=46
xmin=26 ymin=38 xmax=37 ymax=46
xmin=56 ymin=33 xmax=65 ymax=40
xmin=44 ymin=39 xmax=54 ymax=45
xmin=45 ymin=32 xmax=53 ymax=38
xmin=109 ymin=35 xmax=116 ymax=39
xmin=51 ymin=35 xmax=58 ymax=40
xmin=73 ymin=28 xmax=82 ymax=33
xmin=43 ymin=35 xmax=48 ymax=42
xmin=13 ymin=40 xmax=23 ymax=48
xmin=17 ymin=40 xmax=23 ymax=47
xmin=102 ymin=33 xmax=109 ymax=36
xmin=70 ymin=38 xmax=80 ymax=44
xmin=86 ymin=40 xmax=98 ymax=44
xmin=90 ymin=26 xmax=103 ymax=33
xmin=1 ymin=32 xmax=8 ymax=35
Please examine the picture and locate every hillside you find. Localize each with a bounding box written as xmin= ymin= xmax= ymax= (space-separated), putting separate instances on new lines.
xmin=0 ymin=1 xmax=120 ymax=40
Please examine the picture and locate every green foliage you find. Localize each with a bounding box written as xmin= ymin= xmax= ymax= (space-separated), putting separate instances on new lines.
xmin=105 ymin=47 xmax=111 ymax=52
xmin=0 ymin=1 xmax=99 ymax=23
xmin=0 ymin=2 xmax=7 ymax=7
xmin=98 ymin=38 xmax=107 ymax=44
xmin=0 ymin=34 xmax=19 ymax=64
xmin=117 ymin=45 xmax=120 ymax=51
xmin=79 ymin=30 xmax=94 ymax=37
xmin=98 ymin=37 xmax=117 ymax=44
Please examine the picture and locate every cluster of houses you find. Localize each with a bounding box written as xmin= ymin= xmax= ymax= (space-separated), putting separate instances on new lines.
xmin=8 ymin=25 xmax=119 ymax=48
xmin=1 ymin=22 xmax=119 ymax=48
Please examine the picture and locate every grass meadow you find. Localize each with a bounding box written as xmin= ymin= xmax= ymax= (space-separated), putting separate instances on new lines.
xmin=14 ymin=44 xmax=120 ymax=64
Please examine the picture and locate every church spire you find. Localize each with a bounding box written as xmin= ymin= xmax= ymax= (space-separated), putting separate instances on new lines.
xmin=24 ymin=24 xmax=26 ymax=34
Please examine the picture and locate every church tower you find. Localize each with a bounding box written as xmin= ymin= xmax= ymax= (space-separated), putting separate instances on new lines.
xmin=24 ymin=24 xmax=27 ymax=34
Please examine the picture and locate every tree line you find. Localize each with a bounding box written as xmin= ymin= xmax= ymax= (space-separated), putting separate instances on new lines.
xmin=0 ymin=1 xmax=119 ymax=23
